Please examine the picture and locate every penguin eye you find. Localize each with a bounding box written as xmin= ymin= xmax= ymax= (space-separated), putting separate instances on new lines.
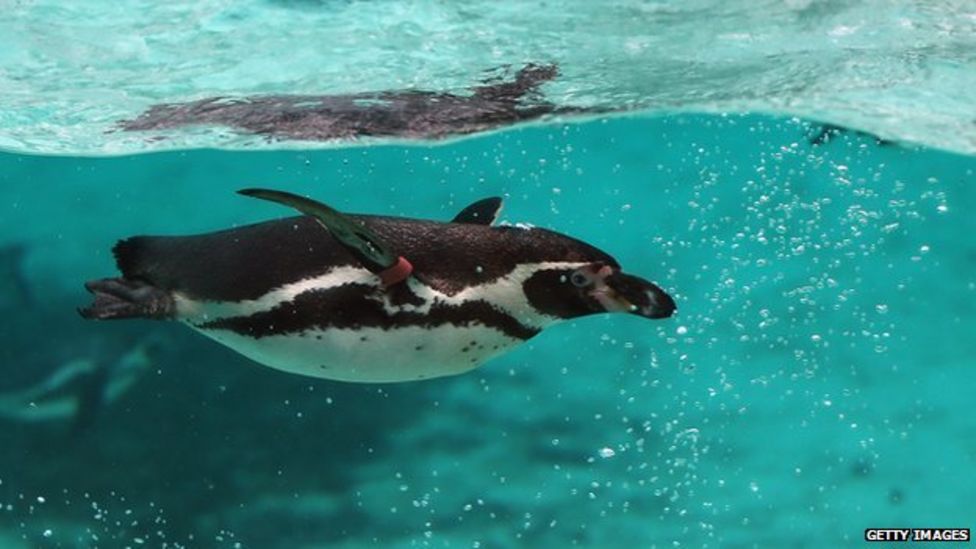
xmin=570 ymin=271 xmax=590 ymax=288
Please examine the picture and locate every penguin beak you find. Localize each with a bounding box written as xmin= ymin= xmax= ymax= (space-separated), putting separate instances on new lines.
xmin=596 ymin=271 xmax=676 ymax=320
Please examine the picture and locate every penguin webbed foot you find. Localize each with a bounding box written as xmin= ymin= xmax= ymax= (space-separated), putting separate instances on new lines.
xmin=79 ymin=278 xmax=174 ymax=320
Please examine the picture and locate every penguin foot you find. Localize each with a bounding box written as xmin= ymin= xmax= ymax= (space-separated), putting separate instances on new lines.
xmin=79 ymin=278 xmax=174 ymax=320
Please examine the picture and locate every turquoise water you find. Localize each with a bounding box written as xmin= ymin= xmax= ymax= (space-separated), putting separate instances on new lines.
xmin=1 ymin=114 xmax=974 ymax=547
xmin=2 ymin=1 xmax=976 ymax=154
xmin=2 ymin=1 xmax=976 ymax=547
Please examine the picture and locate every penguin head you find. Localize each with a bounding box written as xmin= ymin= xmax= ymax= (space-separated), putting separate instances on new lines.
xmin=522 ymin=260 xmax=675 ymax=321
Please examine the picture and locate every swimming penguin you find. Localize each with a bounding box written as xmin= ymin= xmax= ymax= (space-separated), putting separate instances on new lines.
xmin=0 ymin=340 xmax=155 ymax=431
xmin=80 ymin=190 xmax=675 ymax=383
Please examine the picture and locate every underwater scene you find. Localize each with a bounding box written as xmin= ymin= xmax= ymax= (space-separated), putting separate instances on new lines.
xmin=2 ymin=1 xmax=975 ymax=548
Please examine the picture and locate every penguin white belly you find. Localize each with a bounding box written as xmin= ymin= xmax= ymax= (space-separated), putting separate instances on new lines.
xmin=192 ymin=324 xmax=520 ymax=382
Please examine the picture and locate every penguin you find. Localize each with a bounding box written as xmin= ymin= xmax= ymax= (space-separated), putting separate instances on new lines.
xmin=0 ymin=340 xmax=156 ymax=432
xmin=80 ymin=189 xmax=675 ymax=383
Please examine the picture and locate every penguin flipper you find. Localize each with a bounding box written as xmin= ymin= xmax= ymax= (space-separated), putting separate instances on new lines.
xmin=237 ymin=188 xmax=401 ymax=275
xmin=452 ymin=197 xmax=502 ymax=226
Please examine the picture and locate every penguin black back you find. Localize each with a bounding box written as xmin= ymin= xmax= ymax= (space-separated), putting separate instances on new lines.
xmin=114 ymin=215 xmax=619 ymax=302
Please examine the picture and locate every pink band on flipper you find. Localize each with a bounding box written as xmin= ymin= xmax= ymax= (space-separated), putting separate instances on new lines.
xmin=379 ymin=256 xmax=413 ymax=287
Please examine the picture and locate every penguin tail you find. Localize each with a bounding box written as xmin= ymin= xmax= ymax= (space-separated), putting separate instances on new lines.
xmin=79 ymin=278 xmax=174 ymax=320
